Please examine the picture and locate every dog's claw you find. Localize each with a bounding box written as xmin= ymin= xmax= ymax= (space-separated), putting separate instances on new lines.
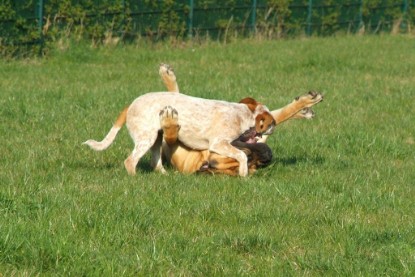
xmin=160 ymin=106 xmax=178 ymax=120
xmin=308 ymin=91 xmax=318 ymax=98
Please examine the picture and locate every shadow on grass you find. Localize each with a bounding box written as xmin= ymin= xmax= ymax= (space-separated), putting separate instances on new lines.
xmin=68 ymin=159 xmax=155 ymax=173
xmin=273 ymin=154 xmax=325 ymax=166
xmin=71 ymin=151 xmax=325 ymax=176
xmin=254 ymin=153 xmax=326 ymax=176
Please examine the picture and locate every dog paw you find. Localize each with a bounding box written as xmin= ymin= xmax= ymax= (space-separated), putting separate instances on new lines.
xmin=159 ymin=106 xmax=178 ymax=123
xmin=159 ymin=63 xmax=176 ymax=79
xmin=159 ymin=63 xmax=178 ymax=92
xmin=124 ymin=156 xmax=137 ymax=176
xmin=298 ymin=107 xmax=315 ymax=119
xmin=308 ymin=91 xmax=324 ymax=102
xmin=294 ymin=91 xmax=324 ymax=107
xmin=160 ymin=106 xmax=180 ymax=145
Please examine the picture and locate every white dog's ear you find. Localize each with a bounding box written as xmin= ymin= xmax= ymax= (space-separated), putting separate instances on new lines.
xmin=239 ymin=97 xmax=259 ymax=112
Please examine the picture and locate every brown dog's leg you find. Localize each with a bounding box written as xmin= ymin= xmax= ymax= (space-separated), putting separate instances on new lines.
xmin=259 ymin=91 xmax=323 ymax=143
xmin=159 ymin=63 xmax=179 ymax=93
xmin=272 ymin=91 xmax=323 ymax=124
xmin=159 ymin=106 xmax=181 ymax=145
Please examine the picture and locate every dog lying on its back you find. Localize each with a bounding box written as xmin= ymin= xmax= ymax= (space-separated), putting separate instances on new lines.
xmin=84 ymin=88 xmax=276 ymax=177
xmin=159 ymin=95 xmax=322 ymax=175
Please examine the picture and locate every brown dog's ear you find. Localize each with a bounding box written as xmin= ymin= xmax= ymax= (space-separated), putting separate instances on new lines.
xmin=239 ymin=97 xmax=259 ymax=112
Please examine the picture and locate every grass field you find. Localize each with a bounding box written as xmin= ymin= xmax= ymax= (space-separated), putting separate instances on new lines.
xmin=1 ymin=35 xmax=414 ymax=275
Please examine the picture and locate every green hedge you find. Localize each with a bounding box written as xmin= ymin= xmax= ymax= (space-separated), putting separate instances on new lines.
xmin=0 ymin=0 xmax=413 ymax=57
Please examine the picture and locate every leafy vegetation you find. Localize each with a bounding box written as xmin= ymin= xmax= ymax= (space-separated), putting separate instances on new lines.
xmin=1 ymin=0 xmax=413 ymax=57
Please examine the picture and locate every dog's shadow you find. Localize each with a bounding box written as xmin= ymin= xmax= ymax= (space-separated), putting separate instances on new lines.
xmin=273 ymin=155 xmax=325 ymax=166
xmin=70 ymin=155 xmax=155 ymax=173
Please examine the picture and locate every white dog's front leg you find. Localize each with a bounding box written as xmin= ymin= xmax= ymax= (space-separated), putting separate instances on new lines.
xmin=209 ymin=140 xmax=248 ymax=177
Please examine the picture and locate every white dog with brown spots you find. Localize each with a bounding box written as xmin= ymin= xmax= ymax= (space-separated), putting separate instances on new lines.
xmin=84 ymin=91 xmax=275 ymax=177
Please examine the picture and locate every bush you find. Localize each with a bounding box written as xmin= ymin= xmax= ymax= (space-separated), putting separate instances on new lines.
xmin=0 ymin=0 xmax=412 ymax=57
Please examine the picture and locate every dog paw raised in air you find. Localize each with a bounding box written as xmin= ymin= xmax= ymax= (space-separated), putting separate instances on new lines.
xmin=159 ymin=63 xmax=179 ymax=92
xmin=294 ymin=91 xmax=324 ymax=107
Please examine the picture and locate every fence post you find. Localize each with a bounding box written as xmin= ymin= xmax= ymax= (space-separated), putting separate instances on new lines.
xmin=251 ymin=0 xmax=257 ymax=33
xmin=188 ymin=0 xmax=194 ymax=38
xmin=401 ymin=0 xmax=408 ymax=31
xmin=37 ymin=0 xmax=44 ymax=36
xmin=306 ymin=0 xmax=312 ymax=36
xmin=37 ymin=0 xmax=44 ymax=54
xmin=358 ymin=0 xmax=364 ymax=32
xmin=122 ymin=0 xmax=126 ymax=35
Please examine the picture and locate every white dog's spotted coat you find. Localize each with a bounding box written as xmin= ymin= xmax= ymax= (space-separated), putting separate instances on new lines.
xmin=85 ymin=91 xmax=274 ymax=177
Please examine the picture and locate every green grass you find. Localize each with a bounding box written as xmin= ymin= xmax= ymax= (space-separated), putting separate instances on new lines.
xmin=1 ymin=35 xmax=414 ymax=275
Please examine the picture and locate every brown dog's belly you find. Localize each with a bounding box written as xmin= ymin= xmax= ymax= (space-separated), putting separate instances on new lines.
xmin=163 ymin=140 xmax=273 ymax=175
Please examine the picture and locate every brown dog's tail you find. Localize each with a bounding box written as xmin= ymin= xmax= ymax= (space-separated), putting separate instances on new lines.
xmin=83 ymin=106 xmax=128 ymax=151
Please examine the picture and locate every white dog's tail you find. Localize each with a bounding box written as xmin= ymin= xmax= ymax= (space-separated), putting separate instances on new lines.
xmin=83 ymin=106 xmax=128 ymax=151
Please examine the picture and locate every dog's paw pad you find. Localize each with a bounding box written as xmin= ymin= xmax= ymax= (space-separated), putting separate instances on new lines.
xmin=160 ymin=106 xmax=179 ymax=122
xmin=299 ymin=107 xmax=315 ymax=119
xmin=160 ymin=106 xmax=180 ymax=144
xmin=307 ymin=91 xmax=323 ymax=101
xmin=308 ymin=91 xmax=317 ymax=97
xmin=295 ymin=91 xmax=324 ymax=106
xmin=159 ymin=63 xmax=175 ymax=76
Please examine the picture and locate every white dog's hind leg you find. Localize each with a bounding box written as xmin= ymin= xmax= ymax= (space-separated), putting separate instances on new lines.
xmin=124 ymin=134 xmax=158 ymax=176
xmin=209 ymin=140 xmax=249 ymax=177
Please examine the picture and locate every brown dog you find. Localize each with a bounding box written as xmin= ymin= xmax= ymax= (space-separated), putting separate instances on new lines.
xmin=160 ymin=93 xmax=321 ymax=175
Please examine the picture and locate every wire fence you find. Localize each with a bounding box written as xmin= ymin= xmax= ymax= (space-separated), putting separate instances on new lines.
xmin=0 ymin=0 xmax=413 ymax=55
